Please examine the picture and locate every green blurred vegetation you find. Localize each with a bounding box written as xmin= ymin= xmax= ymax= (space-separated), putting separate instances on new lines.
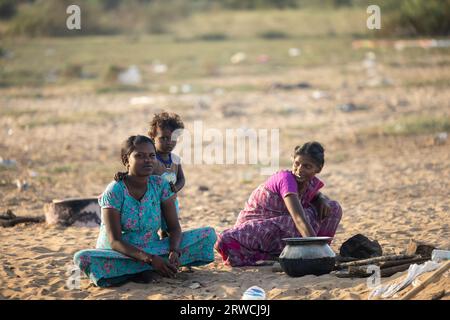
xmin=0 ymin=0 xmax=448 ymax=37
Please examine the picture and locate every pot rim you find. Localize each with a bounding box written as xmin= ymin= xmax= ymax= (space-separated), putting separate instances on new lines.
xmin=282 ymin=237 xmax=332 ymax=245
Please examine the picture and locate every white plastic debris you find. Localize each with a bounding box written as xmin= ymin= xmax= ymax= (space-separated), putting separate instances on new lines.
xmin=288 ymin=48 xmax=301 ymax=57
xmin=181 ymin=84 xmax=192 ymax=94
xmin=15 ymin=179 xmax=29 ymax=191
xmin=434 ymin=132 xmax=448 ymax=145
xmin=242 ymin=286 xmax=266 ymax=300
xmin=369 ymin=261 xmax=440 ymax=299
xmin=118 ymin=65 xmax=142 ymax=86
xmin=129 ymin=96 xmax=155 ymax=106
xmin=312 ymin=90 xmax=328 ymax=100
xmin=152 ymin=63 xmax=168 ymax=74
xmin=432 ymin=249 xmax=450 ymax=263
xmin=363 ymin=52 xmax=377 ymax=68
xmin=230 ymin=52 xmax=246 ymax=64
xmin=189 ymin=282 xmax=201 ymax=289
xmin=169 ymin=85 xmax=178 ymax=94
xmin=0 ymin=157 xmax=17 ymax=168
xmin=28 ymin=170 xmax=39 ymax=178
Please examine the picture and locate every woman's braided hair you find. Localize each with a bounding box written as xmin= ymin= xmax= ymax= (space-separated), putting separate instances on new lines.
xmin=293 ymin=141 xmax=325 ymax=168
xmin=114 ymin=135 xmax=155 ymax=181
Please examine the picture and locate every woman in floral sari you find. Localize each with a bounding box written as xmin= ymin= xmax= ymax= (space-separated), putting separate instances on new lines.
xmin=74 ymin=135 xmax=216 ymax=287
xmin=215 ymin=142 xmax=342 ymax=266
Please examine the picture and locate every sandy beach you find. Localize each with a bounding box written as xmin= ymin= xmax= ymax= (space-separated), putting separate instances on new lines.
xmin=1 ymin=56 xmax=449 ymax=300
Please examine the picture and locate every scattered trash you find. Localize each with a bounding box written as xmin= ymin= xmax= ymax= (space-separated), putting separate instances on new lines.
xmin=169 ymin=85 xmax=178 ymax=94
xmin=337 ymin=103 xmax=369 ymax=113
xmin=434 ymin=132 xmax=448 ymax=145
xmin=406 ymin=239 xmax=435 ymax=258
xmin=0 ymin=157 xmax=17 ymax=168
xmin=129 ymin=96 xmax=155 ymax=106
xmin=431 ymin=250 xmax=450 ymax=263
xmin=188 ymin=282 xmax=201 ymax=290
xmin=181 ymin=84 xmax=192 ymax=94
xmin=288 ymin=48 xmax=301 ymax=57
xmin=230 ymin=52 xmax=246 ymax=64
xmin=362 ymin=51 xmax=377 ymax=69
xmin=242 ymin=286 xmax=266 ymax=300
xmin=7 ymin=129 xmax=13 ymax=136
xmin=28 ymin=170 xmax=39 ymax=178
xmin=311 ymin=90 xmax=329 ymax=100
xmin=118 ymin=65 xmax=142 ymax=86
xmin=152 ymin=62 xmax=168 ymax=74
xmin=14 ymin=179 xmax=29 ymax=191
xmin=270 ymin=82 xmax=311 ymax=91
xmin=369 ymin=260 xmax=440 ymax=299
xmin=340 ymin=234 xmax=382 ymax=259
xmin=352 ymin=39 xmax=450 ymax=51
xmin=365 ymin=77 xmax=394 ymax=88
xmin=198 ymin=185 xmax=209 ymax=192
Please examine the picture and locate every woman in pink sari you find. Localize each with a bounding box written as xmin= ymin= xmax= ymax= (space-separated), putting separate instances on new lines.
xmin=215 ymin=142 xmax=342 ymax=266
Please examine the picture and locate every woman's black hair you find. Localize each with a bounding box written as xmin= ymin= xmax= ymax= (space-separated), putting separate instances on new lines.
xmin=114 ymin=135 xmax=155 ymax=181
xmin=293 ymin=141 xmax=325 ymax=168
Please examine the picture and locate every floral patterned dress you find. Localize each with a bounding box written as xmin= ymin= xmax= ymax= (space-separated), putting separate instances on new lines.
xmin=73 ymin=176 xmax=216 ymax=287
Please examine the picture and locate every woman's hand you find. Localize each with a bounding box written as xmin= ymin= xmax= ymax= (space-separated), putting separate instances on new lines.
xmin=169 ymin=182 xmax=177 ymax=193
xmin=313 ymin=195 xmax=331 ymax=221
xmin=149 ymin=255 xmax=178 ymax=278
xmin=169 ymin=250 xmax=181 ymax=268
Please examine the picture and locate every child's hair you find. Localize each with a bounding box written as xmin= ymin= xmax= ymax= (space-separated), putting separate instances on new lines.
xmin=114 ymin=135 xmax=155 ymax=181
xmin=148 ymin=111 xmax=185 ymax=138
xmin=294 ymin=141 xmax=325 ymax=168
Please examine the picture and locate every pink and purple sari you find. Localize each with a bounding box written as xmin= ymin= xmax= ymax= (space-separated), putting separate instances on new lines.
xmin=215 ymin=171 xmax=342 ymax=266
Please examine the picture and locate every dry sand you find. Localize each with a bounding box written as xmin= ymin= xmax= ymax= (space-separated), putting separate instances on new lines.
xmin=0 ymin=63 xmax=449 ymax=300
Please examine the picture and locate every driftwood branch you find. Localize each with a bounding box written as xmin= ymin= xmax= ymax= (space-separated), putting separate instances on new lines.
xmin=335 ymin=254 xmax=420 ymax=269
xmin=334 ymin=257 xmax=430 ymax=278
xmin=0 ymin=210 xmax=44 ymax=228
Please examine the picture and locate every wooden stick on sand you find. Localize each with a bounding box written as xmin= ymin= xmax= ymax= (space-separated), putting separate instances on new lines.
xmin=400 ymin=260 xmax=450 ymax=300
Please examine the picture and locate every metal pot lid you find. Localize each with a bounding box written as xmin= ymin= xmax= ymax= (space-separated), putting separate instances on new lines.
xmin=282 ymin=237 xmax=332 ymax=244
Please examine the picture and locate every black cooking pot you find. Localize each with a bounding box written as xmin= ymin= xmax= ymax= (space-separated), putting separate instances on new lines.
xmin=279 ymin=237 xmax=336 ymax=277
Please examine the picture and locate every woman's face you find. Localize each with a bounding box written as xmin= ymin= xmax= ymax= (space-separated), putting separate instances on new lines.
xmin=154 ymin=127 xmax=177 ymax=154
xmin=127 ymin=142 xmax=157 ymax=177
xmin=292 ymin=154 xmax=321 ymax=183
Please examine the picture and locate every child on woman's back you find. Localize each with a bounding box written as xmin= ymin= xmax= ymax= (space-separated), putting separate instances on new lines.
xmin=148 ymin=112 xmax=185 ymax=238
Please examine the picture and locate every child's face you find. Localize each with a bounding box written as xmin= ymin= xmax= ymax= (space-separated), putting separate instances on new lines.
xmin=292 ymin=155 xmax=321 ymax=183
xmin=154 ymin=127 xmax=177 ymax=153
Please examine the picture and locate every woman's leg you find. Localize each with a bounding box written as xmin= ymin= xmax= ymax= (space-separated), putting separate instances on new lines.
xmin=316 ymin=200 xmax=343 ymax=237
xmin=215 ymin=220 xmax=285 ymax=267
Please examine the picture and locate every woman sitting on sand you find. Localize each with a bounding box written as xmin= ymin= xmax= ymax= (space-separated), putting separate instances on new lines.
xmin=215 ymin=141 xmax=342 ymax=267
xmin=74 ymin=135 xmax=216 ymax=287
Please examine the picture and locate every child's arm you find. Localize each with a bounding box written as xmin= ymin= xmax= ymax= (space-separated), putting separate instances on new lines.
xmin=173 ymin=164 xmax=185 ymax=193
